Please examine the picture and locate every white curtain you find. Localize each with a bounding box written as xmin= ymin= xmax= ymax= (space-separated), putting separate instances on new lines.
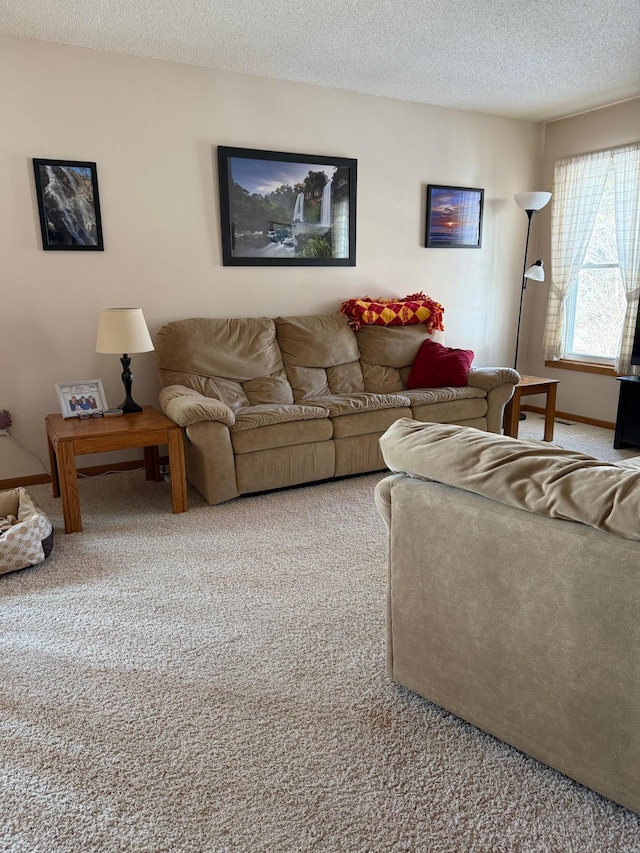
xmin=457 ymin=192 xmax=481 ymax=245
xmin=542 ymin=150 xmax=610 ymax=361
xmin=613 ymin=143 xmax=640 ymax=374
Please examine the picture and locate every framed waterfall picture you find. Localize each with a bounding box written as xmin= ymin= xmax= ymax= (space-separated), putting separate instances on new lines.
xmin=33 ymin=158 xmax=104 ymax=250
xmin=425 ymin=184 xmax=484 ymax=248
xmin=217 ymin=146 xmax=357 ymax=266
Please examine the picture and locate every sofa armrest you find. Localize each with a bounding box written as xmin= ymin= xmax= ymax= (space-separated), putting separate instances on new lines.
xmin=159 ymin=385 xmax=235 ymax=428
xmin=467 ymin=367 xmax=520 ymax=392
xmin=467 ymin=367 xmax=520 ymax=433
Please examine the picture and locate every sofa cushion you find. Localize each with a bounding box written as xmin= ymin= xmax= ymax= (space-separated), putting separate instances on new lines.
xmin=283 ymin=366 xmax=330 ymax=399
xmin=411 ymin=401 xmax=488 ymax=425
xmin=156 ymin=317 xmax=283 ymax=380
xmin=242 ymin=375 xmax=294 ymax=406
xmin=230 ymin=404 xmax=329 ymax=432
xmin=307 ymin=393 xmax=412 ymax=439
xmin=407 ymin=340 xmax=474 ymax=388
xmin=284 ymin=363 xmax=366 ymax=401
xmin=230 ymin=409 xmax=333 ymax=454
xmin=402 ymin=387 xmax=485 ymax=406
xmin=276 ymin=314 xmax=360 ymax=367
xmin=379 ymin=419 xmax=640 ymax=541
xmin=331 ymin=407 xmax=413 ymax=439
xmin=155 ymin=317 xmax=293 ymax=410
xmin=356 ymin=324 xmax=445 ymax=393
xmin=303 ymin=393 xmax=410 ymax=418
xmin=235 ymin=441 xmax=336 ymax=495
xmin=275 ymin=315 xmax=365 ymax=400
xmin=155 ymin=370 xmax=247 ymax=408
xmin=406 ymin=387 xmax=488 ymax=425
xmin=618 ymin=457 xmax=640 ymax=470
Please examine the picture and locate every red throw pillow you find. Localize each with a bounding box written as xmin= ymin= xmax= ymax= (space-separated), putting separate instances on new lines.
xmin=406 ymin=339 xmax=474 ymax=388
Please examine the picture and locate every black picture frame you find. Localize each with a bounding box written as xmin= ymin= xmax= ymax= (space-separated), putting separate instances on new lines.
xmin=33 ymin=158 xmax=104 ymax=251
xmin=425 ymin=184 xmax=484 ymax=249
xmin=217 ymin=146 xmax=357 ymax=266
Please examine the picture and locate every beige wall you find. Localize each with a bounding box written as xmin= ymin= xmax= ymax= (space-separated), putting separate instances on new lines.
xmin=520 ymin=98 xmax=640 ymax=423
xmin=1 ymin=36 xmax=542 ymax=469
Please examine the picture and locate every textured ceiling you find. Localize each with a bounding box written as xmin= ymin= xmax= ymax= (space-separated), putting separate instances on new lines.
xmin=2 ymin=0 xmax=639 ymax=121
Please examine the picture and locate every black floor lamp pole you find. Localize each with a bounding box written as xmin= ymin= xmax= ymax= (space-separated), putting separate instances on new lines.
xmin=514 ymin=209 xmax=534 ymax=371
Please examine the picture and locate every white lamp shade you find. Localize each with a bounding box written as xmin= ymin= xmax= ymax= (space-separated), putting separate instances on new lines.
xmin=96 ymin=308 xmax=154 ymax=354
xmin=514 ymin=192 xmax=552 ymax=212
xmin=524 ymin=261 xmax=545 ymax=282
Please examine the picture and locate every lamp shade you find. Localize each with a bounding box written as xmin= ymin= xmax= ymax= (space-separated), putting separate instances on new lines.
xmin=96 ymin=308 xmax=153 ymax=354
xmin=514 ymin=191 xmax=551 ymax=212
xmin=524 ymin=260 xmax=545 ymax=281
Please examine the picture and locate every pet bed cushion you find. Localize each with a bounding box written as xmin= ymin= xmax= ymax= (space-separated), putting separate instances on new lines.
xmin=0 ymin=487 xmax=53 ymax=576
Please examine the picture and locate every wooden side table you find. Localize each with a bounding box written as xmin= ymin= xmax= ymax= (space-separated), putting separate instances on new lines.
xmin=46 ymin=405 xmax=188 ymax=533
xmin=502 ymin=375 xmax=560 ymax=441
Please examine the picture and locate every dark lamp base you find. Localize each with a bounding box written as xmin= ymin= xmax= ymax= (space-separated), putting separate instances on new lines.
xmin=119 ymin=397 xmax=143 ymax=414
xmin=118 ymin=353 xmax=143 ymax=414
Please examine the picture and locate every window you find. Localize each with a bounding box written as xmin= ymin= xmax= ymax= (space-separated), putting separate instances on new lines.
xmin=542 ymin=142 xmax=640 ymax=375
xmin=563 ymin=167 xmax=625 ymax=361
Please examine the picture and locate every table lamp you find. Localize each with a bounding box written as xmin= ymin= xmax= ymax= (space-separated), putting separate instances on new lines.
xmin=96 ymin=308 xmax=154 ymax=413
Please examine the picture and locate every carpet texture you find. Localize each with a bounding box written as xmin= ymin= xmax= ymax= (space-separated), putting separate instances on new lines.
xmin=2 ymin=425 xmax=639 ymax=851
xmin=517 ymin=412 xmax=640 ymax=463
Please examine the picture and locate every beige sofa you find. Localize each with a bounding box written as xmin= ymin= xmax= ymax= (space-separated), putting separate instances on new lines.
xmin=376 ymin=419 xmax=640 ymax=815
xmin=154 ymin=315 xmax=519 ymax=504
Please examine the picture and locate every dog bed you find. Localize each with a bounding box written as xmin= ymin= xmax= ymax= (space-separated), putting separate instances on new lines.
xmin=0 ymin=487 xmax=53 ymax=576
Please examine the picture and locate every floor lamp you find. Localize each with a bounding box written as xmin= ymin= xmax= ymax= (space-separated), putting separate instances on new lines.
xmin=513 ymin=191 xmax=551 ymax=371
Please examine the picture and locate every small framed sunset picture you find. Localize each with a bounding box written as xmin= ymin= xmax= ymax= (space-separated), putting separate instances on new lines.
xmin=425 ymin=184 xmax=484 ymax=248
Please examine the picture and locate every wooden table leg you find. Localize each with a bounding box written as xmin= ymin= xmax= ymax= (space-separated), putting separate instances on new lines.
xmin=544 ymin=382 xmax=558 ymax=441
xmin=144 ymin=446 xmax=162 ymax=481
xmin=47 ymin=434 xmax=61 ymax=498
xmin=502 ymin=388 xmax=522 ymax=438
xmin=57 ymin=442 xmax=82 ymax=533
xmin=167 ymin=429 xmax=188 ymax=514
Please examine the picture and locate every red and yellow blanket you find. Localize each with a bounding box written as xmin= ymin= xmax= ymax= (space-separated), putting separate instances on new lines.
xmin=339 ymin=292 xmax=444 ymax=332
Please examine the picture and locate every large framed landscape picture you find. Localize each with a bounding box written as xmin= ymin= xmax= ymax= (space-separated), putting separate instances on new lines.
xmin=217 ymin=146 xmax=357 ymax=266
xmin=33 ymin=158 xmax=104 ymax=250
xmin=425 ymin=184 xmax=484 ymax=248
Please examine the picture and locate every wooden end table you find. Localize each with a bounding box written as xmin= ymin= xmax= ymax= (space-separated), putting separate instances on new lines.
xmin=46 ymin=405 xmax=188 ymax=533
xmin=502 ymin=375 xmax=559 ymax=441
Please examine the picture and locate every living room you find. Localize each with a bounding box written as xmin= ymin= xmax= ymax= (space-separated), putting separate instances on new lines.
xmin=1 ymin=3 xmax=640 ymax=850
xmin=2 ymin=38 xmax=639 ymax=461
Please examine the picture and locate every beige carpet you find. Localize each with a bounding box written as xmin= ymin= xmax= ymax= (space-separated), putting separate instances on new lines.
xmin=2 ymin=427 xmax=639 ymax=851
xmin=518 ymin=411 xmax=640 ymax=463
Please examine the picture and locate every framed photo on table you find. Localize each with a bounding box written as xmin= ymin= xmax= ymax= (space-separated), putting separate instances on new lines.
xmin=33 ymin=158 xmax=104 ymax=250
xmin=217 ymin=146 xmax=357 ymax=266
xmin=56 ymin=380 xmax=108 ymax=419
xmin=425 ymin=184 xmax=484 ymax=248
